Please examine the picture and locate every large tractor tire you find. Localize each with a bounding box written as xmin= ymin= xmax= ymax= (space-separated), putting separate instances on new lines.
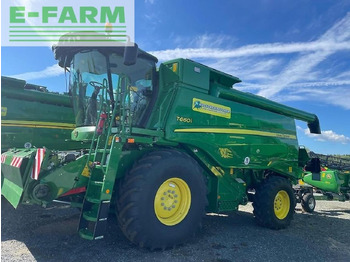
xmin=253 ymin=176 xmax=296 ymax=229
xmin=117 ymin=150 xmax=207 ymax=249
xmin=301 ymin=193 xmax=316 ymax=213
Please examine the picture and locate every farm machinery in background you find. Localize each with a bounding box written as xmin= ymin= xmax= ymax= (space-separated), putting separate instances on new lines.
xmin=295 ymin=152 xmax=350 ymax=212
xmin=1 ymin=76 xmax=83 ymax=152
xmin=1 ymin=32 xmax=324 ymax=249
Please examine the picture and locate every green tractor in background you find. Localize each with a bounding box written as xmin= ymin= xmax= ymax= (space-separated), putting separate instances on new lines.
xmin=1 ymin=34 xmax=323 ymax=249
xmin=295 ymin=152 xmax=350 ymax=213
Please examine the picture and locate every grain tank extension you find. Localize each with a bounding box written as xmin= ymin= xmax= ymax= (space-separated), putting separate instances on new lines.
xmin=1 ymin=36 xmax=321 ymax=249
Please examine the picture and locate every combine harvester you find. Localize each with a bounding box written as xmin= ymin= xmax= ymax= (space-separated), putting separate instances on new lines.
xmin=1 ymin=76 xmax=86 ymax=205
xmin=295 ymin=152 xmax=350 ymax=212
xmin=1 ymin=33 xmax=323 ymax=249
xmin=1 ymin=76 xmax=82 ymax=151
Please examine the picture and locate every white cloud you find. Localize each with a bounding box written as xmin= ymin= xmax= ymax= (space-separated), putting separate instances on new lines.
xmin=334 ymin=71 xmax=350 ymax=80
xmin=276 ymin=86 xmax=350 ymax=110
xmin=302 ymin=127 xmax=350 ymax=144
xmin=148 ymin=13 xmax=350 ymax=111
xmin=257 ymin=13 xmax=350 ymax=98
xmin=149 ymin=41 xmax=350 ymax=61
xmin=291 ymin=81 xmax=350 ymax=88
xmin=204 ymin=57 xmax=281 ymax=84
xmin=10 ymin=13 xmax=350 ymax=114
xmin=9 ymin=64 xmax=64 ymax=81
xmin=257 ymin=49 xmax=333 ymax=98
xmin=182 ymin=33 xmax=237 ymax=49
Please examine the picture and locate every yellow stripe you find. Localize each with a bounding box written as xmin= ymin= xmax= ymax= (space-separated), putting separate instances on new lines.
xmin=2 ymin=120 xmax=75 ymax=130
xmin=210 ymin=167 xmax=223 ymax=177
xmin=174 ymin=128 xmax=296 ymax=139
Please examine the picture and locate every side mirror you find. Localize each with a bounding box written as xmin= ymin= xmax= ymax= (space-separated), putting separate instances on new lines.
xmin=124 ymin=43 xmax=138 ymax=66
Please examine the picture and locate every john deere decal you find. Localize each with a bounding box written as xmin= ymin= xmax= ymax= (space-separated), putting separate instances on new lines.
xmin=192 ymin=98 xmax=231 ymax=119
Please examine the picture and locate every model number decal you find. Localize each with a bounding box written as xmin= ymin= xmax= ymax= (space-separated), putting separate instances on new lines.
xmin=176 ymin=116 xmax=193 ymax=123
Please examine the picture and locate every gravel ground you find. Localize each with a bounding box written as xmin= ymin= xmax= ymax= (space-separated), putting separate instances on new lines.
xmin=2 ymin=197 xmax=350 ymax=262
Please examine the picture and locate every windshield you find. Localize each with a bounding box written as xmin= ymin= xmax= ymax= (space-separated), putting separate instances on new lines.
xmin=69 ymin=50 xmax=155 ymax=127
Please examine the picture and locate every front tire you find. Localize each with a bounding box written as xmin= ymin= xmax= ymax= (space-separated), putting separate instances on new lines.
xmin=117 ymin=150 xmax=207 ymax=249
xmin=301 ymin=193 xmax=316 ymax=213
xmin=253 ymin=176 xmax=296 ymax=229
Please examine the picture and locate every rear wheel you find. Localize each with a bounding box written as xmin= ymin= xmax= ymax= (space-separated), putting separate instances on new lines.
xmin=117 ymin=150 xmax=207 ymax=249
xmin=253 ymin=176 xmax=295 ymax=229
xmin=301 ymin=193 xmax=316 ymax=213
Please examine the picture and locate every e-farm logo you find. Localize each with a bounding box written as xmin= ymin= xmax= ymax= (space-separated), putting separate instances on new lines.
xmin=1 ymin=0 xmax=135 ymax=46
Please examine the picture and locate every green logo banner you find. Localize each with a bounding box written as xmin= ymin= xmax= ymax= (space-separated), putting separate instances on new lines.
xmin=1 ymin=0 xmax=135 ymax=46
xmin=192 ymin=98 xmax=231 ymax=119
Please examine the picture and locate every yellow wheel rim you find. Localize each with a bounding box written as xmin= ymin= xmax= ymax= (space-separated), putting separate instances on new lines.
xmin=154 ymin=178 xmax=191 ymax=226
xmin=274 ymin=190 xmax=290 ymax=220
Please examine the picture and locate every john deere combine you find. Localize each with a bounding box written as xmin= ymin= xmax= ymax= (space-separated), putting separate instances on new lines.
xmin=1 ymin=34 xmax=322 ymax=249
xmin=1 ymin=76 xmax=80 ymax=151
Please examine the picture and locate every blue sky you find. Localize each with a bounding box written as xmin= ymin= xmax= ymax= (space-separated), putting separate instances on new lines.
xmin=1 ymin=0 xmax=350 ymax=155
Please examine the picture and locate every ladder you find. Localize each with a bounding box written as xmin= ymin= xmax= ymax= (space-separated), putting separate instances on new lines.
xmin=78 ymin=79 xmax=131 ymax=240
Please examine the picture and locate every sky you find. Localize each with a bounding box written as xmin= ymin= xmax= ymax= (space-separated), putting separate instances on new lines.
xmin=1 ymin=0 xmax=350 ymax=155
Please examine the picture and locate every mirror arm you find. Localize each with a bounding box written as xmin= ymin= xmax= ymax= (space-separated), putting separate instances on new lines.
xmin=106 ymin=55 xmax=115 ymax=106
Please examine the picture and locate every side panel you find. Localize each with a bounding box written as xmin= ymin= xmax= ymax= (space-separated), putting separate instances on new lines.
xmin=1 ymin=149 xmax=37 ymax=207
xmin=164 ymin=86 xmax=300 ymax=178
xmin=303 ymin=170 xmax=342 ymax=193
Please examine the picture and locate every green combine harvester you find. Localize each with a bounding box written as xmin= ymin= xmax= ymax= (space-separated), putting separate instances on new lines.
xmin=295 ymin=152 xmax=350 ymax=213
xmin=1 ymin=76 xmax=81 ymax=151
xmin=1 ymin=34 xmax=323 ymax=249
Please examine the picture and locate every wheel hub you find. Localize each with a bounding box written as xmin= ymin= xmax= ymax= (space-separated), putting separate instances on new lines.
xmin=154 ymin=178 xmax=191 ymax=226
xmin=274 ymin=190 xmax=290 ymax=220
xmin=308 ymin=198 xmax=315 ymax=209
xmin=161 ymin=190 xmax=178 ymax=210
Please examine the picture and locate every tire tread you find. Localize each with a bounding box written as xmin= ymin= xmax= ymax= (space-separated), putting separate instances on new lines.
xmin=116 ymin=149 xmax=207 ymax=249
xmin=253 ymin=176 xmax=296 ymax=229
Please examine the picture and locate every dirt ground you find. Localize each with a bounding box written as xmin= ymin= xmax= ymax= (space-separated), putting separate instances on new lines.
xmin=1 ymin=197 xmax=350 ymax=262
